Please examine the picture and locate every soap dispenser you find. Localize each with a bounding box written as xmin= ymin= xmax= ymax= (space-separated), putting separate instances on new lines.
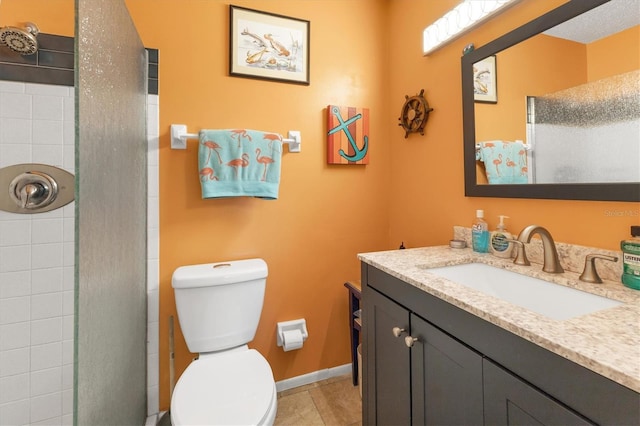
xmin=490 ymin=215 xmax=513 ymax=259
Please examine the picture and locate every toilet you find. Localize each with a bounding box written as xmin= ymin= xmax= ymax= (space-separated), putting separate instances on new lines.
xmin=170 ymin=258 xmax=277 ymax=425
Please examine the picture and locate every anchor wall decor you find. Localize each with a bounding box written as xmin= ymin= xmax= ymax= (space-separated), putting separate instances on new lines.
xmin=327 ymin=105 xmax=370 ymax=165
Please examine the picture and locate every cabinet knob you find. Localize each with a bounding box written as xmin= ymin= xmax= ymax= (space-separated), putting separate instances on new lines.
xmin=392 ymin=327 xmax=406 ymax=338
xmin=405 ymin=336 xmax=418 ymax=347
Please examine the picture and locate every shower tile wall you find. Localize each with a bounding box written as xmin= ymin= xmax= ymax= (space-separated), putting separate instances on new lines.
xmin=0 ymin=83 xmax=160 ymax=424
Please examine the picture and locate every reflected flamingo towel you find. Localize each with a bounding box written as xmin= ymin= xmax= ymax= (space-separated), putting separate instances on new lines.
xmin=198 ymin=129 xmax=282 ymax=199
xmin=476 ymin=140 xmax=528 ymax=184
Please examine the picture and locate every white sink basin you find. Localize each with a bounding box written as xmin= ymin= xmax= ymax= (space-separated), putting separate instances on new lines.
xmin=427 ymin=263 xmax=622 ymax=320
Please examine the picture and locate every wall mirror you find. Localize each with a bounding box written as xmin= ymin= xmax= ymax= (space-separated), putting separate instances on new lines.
xmin=462 ymin=0 xmax=640 ymax=201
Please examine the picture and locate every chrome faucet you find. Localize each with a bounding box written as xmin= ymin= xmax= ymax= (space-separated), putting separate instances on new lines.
xmin=517 ymin=225 xmax=564 ymax=273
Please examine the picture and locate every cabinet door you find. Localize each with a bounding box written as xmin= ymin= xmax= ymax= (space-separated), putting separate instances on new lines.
xmin=364 ymin=287 xmax=411 ymax=426
xmin=484 ymin=359 xmax=595 ymax=425
xmin=410 ymin=314 xmax=484 ymax=425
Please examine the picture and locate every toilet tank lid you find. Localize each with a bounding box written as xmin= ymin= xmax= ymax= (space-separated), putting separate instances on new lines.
xmin=172 ymin=258 xmax=268 ymax=289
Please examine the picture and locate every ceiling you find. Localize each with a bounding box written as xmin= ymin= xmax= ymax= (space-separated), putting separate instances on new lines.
xmin=544 ymin=0 xmax=640 ymax=43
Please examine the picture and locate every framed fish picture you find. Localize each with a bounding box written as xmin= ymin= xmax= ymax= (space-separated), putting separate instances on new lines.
xmin=473 ymin=55 xmax=497 ymax=103
xmin=229 ymin=5 xmax=310 ymax=85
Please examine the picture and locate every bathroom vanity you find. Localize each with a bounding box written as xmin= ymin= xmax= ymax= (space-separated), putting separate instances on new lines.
xmin=359 ymin=246 xmax=640 ymax=426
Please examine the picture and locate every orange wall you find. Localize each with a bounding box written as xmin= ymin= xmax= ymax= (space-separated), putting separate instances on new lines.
xmin=476 ymin=34 xmax=587 ymax=144
xmin=4 ymin=0 xmax=639 ymax=413
xmin=587 ymin=25 xmax=640 ymax=81
xmin=386 ymin=0 xmax=638 ymax=253
xmin=0 ymin=0 xmax=73 ymax=36
xmin=124 ymin=0 xmax=392 ymax=410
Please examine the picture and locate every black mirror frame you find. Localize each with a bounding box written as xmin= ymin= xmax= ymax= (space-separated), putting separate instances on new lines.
xmin=462 ymin=0 xmax=640 ymax=202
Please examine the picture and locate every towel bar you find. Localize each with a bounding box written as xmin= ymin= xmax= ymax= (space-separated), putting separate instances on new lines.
xmin=170 ymin=124 xmax=301 ymax=152
xmin=475 ymin=141 xmax=531 ymax=151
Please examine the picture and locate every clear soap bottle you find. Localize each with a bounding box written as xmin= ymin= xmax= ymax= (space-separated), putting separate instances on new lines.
xmin=472 ymin=210 xmax=489 ymax=253
xmin=490 ymin=215 xmax=513 ymax=258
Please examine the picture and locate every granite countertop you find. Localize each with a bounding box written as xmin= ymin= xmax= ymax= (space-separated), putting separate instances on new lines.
xmin=358 ymin=246 xmax=640 ymax=393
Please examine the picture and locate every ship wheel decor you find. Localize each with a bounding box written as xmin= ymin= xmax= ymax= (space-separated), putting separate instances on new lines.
xmin=398 ymin=89 xmax=433 ymax=138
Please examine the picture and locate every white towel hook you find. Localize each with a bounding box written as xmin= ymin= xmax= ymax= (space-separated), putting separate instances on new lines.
xmin=170 ymin=124 xmax=301 ymax=152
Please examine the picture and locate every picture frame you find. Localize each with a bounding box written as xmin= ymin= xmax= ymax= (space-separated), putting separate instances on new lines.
xmin=473 ymin=55 xmax=497 ymax=103
xmin=229 ymin=5 xmax=310 ymax=85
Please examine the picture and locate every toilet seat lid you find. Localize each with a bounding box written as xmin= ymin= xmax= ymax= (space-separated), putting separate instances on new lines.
xmin=171 ymin=349 xmax=275 ymax=426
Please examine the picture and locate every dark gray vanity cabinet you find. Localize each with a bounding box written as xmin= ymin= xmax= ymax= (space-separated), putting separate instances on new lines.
xmin=361 ymin=263 xmax=640 ymax=426
xmin=483 ymin=359 xmax=593 ymax=425
xmin=364 ymin=284 xmax=483 ymax=425
xmin=364 ymin=287 xmax=411 ymax=425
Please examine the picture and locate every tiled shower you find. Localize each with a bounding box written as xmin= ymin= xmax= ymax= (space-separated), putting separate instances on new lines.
xmin=0 ymin=49 xmax=160 ymax=425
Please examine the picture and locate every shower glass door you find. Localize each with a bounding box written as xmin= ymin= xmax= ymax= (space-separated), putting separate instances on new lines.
xmin=75 ymin=0 xmax=147 ymax=424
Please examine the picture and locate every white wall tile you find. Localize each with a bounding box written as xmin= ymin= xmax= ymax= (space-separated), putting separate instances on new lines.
xmin=32 ymin=120 xmax=63 ymax=145
xmin=31 ymin=318 xmax=63 ymax=346
xmin=62 ymin=388 xmax=72 ymax=415
xmin=26 ymin=83 xmax=69 ymax=97
xmin=30 ymin=391 xmax=62 ymax=423
xmin=0 ymin=373 xmax=29 ymax=403
xmin=31 ymin=268 xmax=63 ymax=295
xmin=0 ymin=245 xmax=30 ymax=272
xmin=0 ymin=271 xmax=31 ymax=298
xmin=0 ymin=296 xmax=30 ymax=324
xmin=148 ymin=164 xmax=159 ymax=196
xmin=30 ymin=342 xmax=62 ymax=371
xmin=0 ymin=220 xmax=31 ymax=246
xmin=62 ymin=119 xmax=74 ymax=146
xmin=31 ymin=219 xmax=63 ymax=245
xmin=31 ymin=243 xmax=63 ymax=270
xmin=61 ymin=293 xmax=72 ymax=319
xmin=147 ymin=259 xmax=159 ymax=292
xmin=62 ymin=315 xmax=73 ymax=341
xmin=0 ymin=117 xmax=32 ymax=144
xmin=0 ymin=93 xmax=31 ymax=119
xmin=0 ymin=347 xmax=30 ymax=376
xmin=32 ymin=95 xmax=64 ymax=121
xmin=31 ymin=293 xmax=63 ymax=320
xmin=0 ymin=322 xmax=30 ymax=351
xmin=0 ymin=143 xmax=32 ymax=167
xmin=30 ymin=367 xmax=62 ymax=397
xmin=63 ymin=241 xmax=74 ymax=267
xmin=32 ymin=144 xmax=64 ymax=168
xmin=147 ymin=320 xmax=158 ymax=356
xmin=0 ymin=398 xmax=30 ymax=425
xmin=0 ymin=82 xmax=75 ymax=425
xmin=62 ymin=341 xmax=73 ymax=368
xmin=32 ymin=415 xmax=62 ymax=426
xmin=147 ymin=353 xmax=158 ymax=387
xmin=62 ymin=267 xmax=73 ymax=291
xmin=147 ymin=385 xmax=159 ymax=418
xmin=147 ymin=137 xmax=159 ymax=166
xmin=62 ymin=217 xmax=74 ymax=242
xmin=0 ymin=80 xmax=26 ymax=93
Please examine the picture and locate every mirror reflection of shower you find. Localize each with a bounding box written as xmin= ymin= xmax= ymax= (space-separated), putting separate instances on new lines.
xmin=0 ymin=21 xmax=39 ymax=55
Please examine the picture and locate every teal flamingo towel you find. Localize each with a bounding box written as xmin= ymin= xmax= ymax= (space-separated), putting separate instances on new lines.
xmin=198 ymin=129 xmax=283 ymax=199
xmin=476 ymin=140 xmax=528 ymax=184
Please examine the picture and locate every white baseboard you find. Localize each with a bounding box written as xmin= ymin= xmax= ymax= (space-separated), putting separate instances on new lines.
xmin=275 ymin=363 xmax=352 ymax=392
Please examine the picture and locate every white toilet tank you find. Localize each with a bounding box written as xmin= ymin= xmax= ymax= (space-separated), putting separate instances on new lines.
xmin=172 ymin=258 xmax=268 ymax=353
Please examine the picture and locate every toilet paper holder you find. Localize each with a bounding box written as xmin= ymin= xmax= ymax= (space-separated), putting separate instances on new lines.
xmin=276 ymin=319 xmax=308 ymax=350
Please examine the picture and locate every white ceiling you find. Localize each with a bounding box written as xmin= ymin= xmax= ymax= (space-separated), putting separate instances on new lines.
xmin=544 ymin=0 xmax=640 ymax=44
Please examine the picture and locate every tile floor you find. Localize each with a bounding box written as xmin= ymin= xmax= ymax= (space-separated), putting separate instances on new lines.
xmin=274 ymin=374 xmax=362 ymax=426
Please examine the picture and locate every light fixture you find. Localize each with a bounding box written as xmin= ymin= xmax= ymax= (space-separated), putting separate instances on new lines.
xmin=423 ymin=0 xmax=520 ymax=55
